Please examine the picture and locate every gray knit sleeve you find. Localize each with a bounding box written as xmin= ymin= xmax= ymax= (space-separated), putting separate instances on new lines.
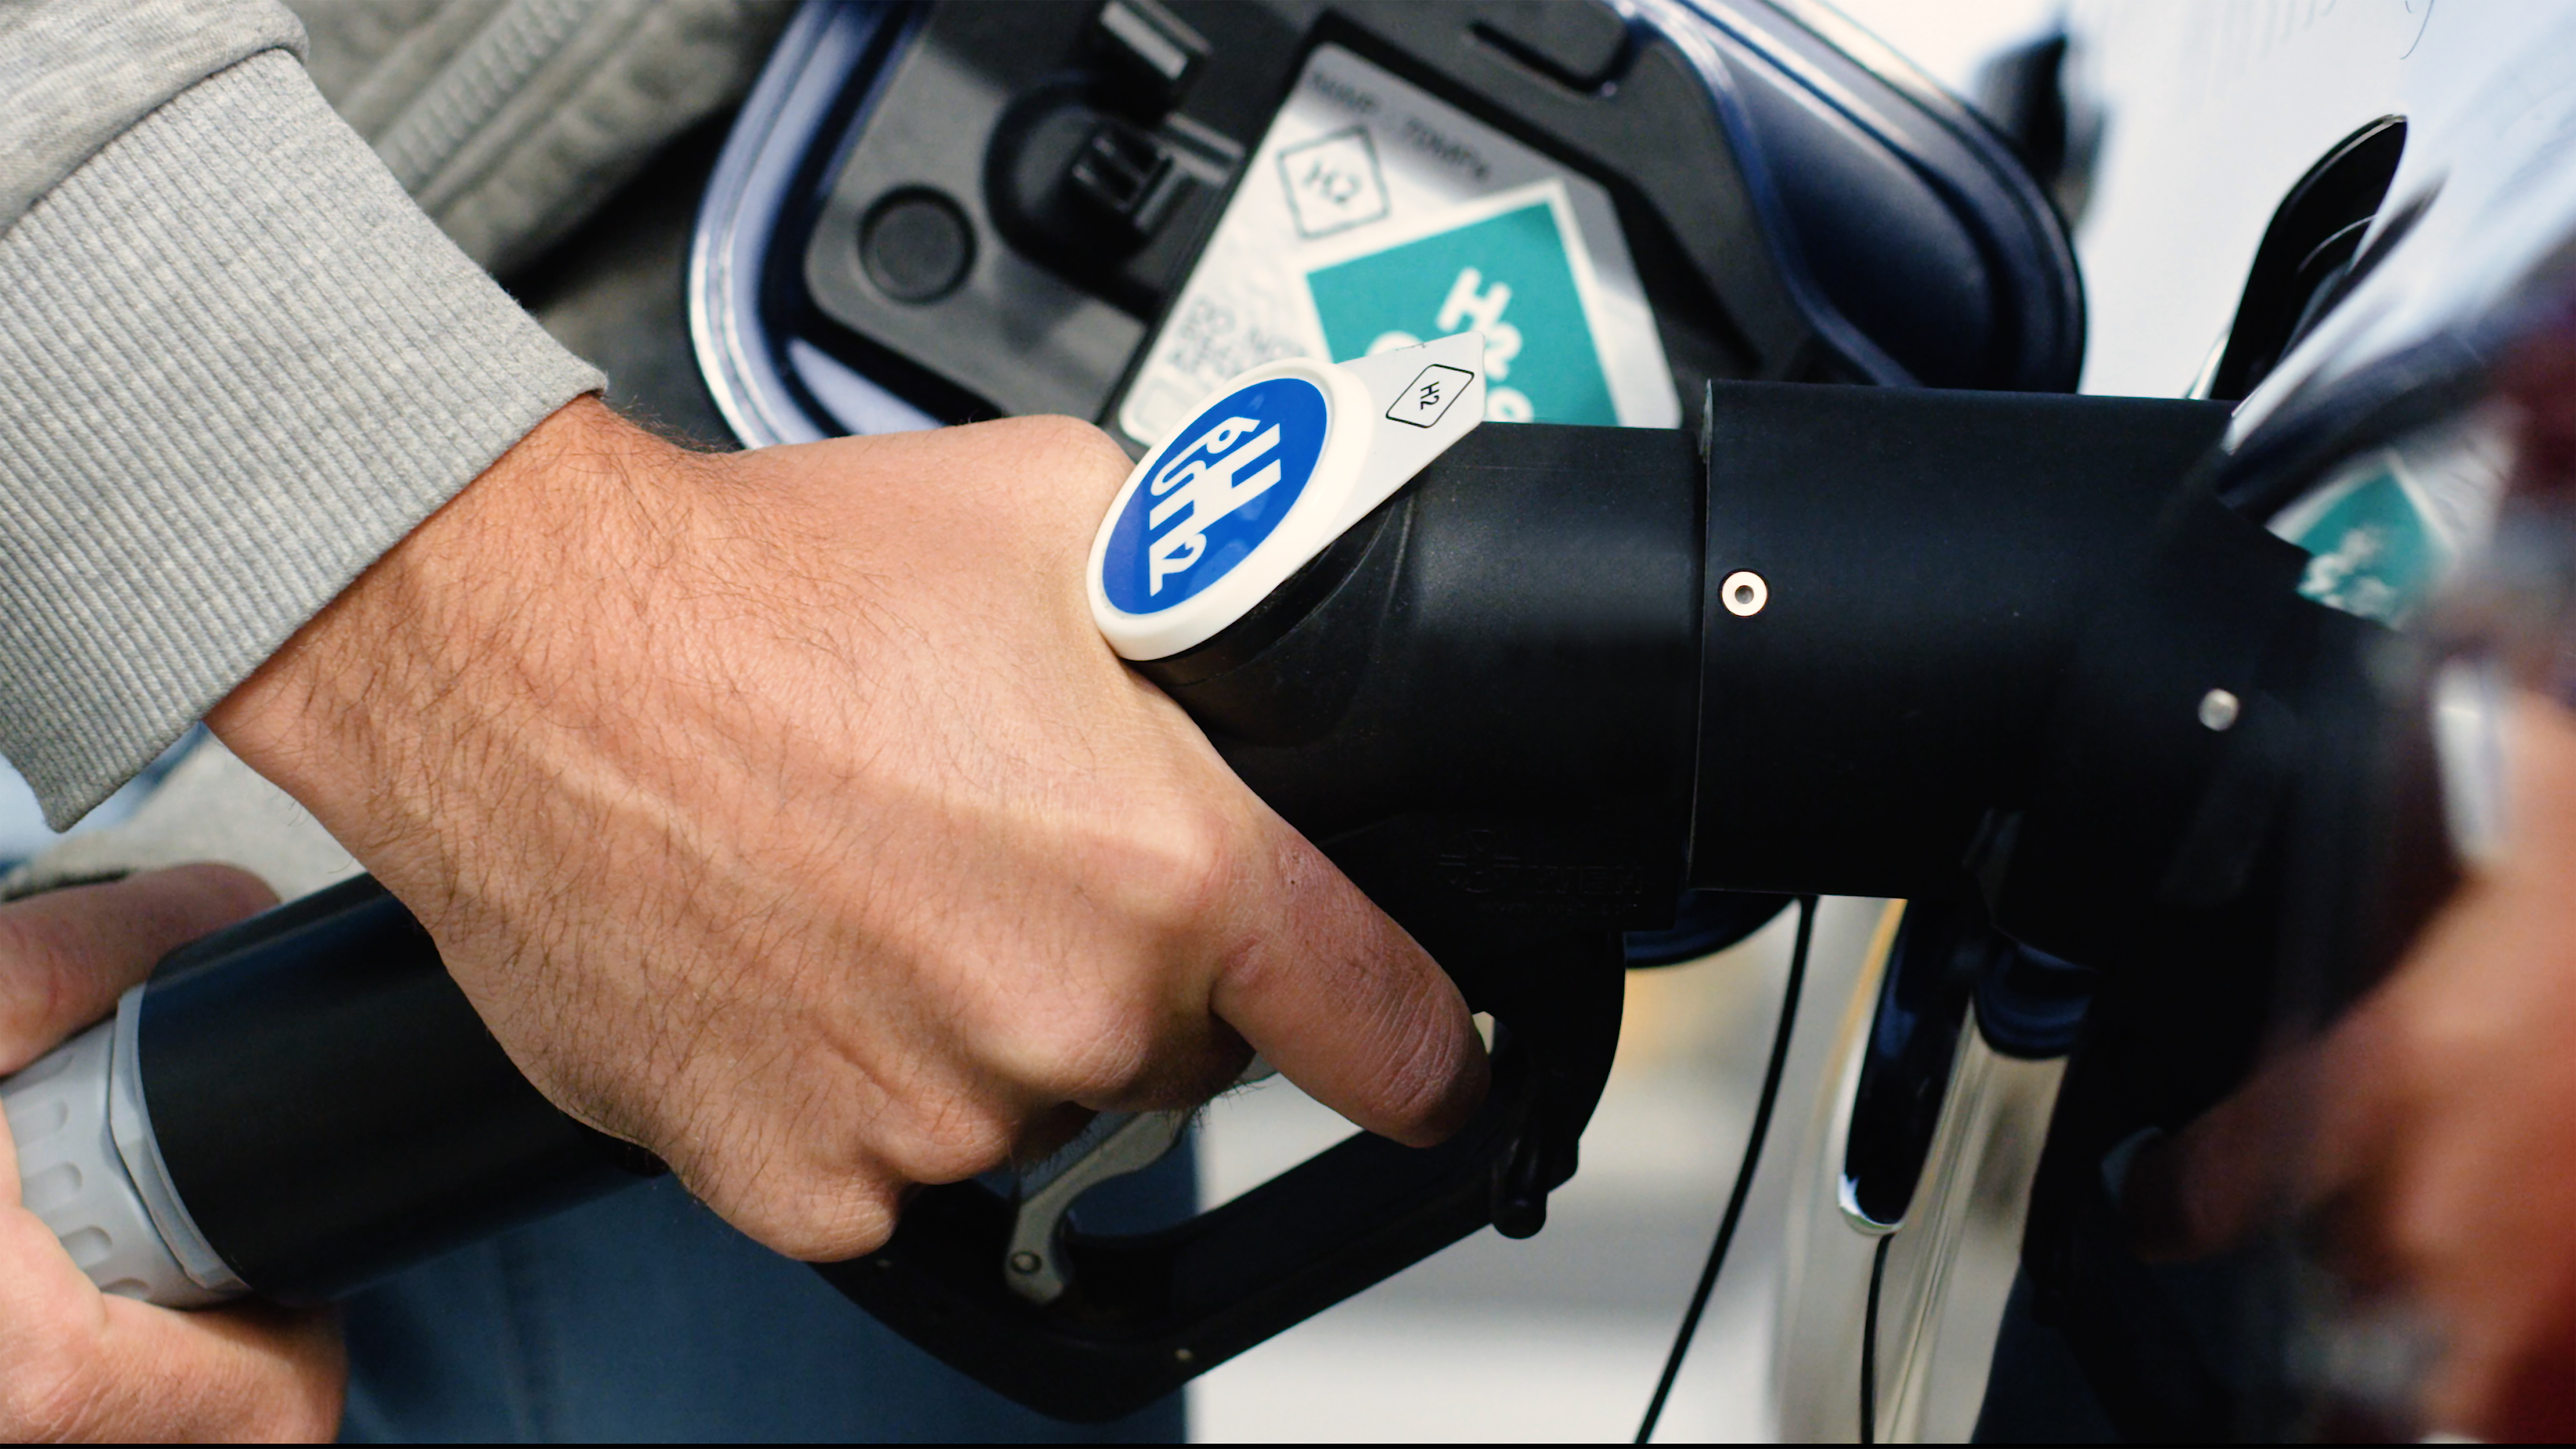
xmin=0 ymin=0 xmax=307 ymax=233
xmin=0 ymin=42 xmax=602 ymax=825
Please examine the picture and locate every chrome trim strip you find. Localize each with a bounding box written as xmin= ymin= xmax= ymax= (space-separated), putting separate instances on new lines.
xmin=688 ymin=0 xmax=934 ymax=447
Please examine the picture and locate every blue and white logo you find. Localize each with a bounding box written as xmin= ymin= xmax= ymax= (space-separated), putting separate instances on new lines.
xmin=1099 ymin=377 xmax=1329 ymax=614
xmin=1091 ymin=339 xmax=1478 ymax=661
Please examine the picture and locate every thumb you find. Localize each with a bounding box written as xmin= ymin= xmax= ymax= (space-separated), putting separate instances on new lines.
xmin=0 ymin=865 xmax=278 ymax=1073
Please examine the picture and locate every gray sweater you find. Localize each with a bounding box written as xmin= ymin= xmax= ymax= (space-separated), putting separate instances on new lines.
xmin=0 ymin=0 xmax=772 ymax=827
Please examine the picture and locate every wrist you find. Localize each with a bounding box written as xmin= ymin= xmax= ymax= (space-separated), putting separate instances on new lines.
xmin=206 ymin=396 xmax=682 ymax=880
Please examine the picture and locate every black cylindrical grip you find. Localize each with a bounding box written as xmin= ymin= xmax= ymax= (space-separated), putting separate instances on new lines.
xmin=1692 ymin=383 xmax=2233 ymax=897
xmin=136 ymin=876 xmax=652 ymax=1302
xmin=1146 ymin=421 xmax=1707 ymax=966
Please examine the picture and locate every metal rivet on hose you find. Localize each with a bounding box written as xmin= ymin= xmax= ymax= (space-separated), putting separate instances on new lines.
xmin=1720 ymin=570 xmax=1768 ymax=617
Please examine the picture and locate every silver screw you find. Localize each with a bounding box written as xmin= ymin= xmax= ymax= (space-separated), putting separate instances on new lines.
xmin=2198 ymin=688 xmax=2241 ymax=732
xmin=1009 ymin=1250 xmax=1042 ymax=1274
xmin=1720 ymin=570 xmax=1768 ymax=618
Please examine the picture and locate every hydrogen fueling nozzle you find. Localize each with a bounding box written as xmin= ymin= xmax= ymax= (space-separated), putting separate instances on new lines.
xmin=817 ymin=339 xmax=2360 ymax=1419
xmin=0 ymin=338 xmax=2369 ymax=1422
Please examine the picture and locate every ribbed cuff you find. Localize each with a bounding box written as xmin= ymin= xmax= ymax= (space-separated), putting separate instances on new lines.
xmin=0 ymin=51 xmax=602 ymax=826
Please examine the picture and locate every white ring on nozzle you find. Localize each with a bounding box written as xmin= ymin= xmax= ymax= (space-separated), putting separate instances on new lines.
xmin=0 ymin=1010 xmax=224 ymax=1307
xmin=110 ymin=987 xmax=245 ymax=1296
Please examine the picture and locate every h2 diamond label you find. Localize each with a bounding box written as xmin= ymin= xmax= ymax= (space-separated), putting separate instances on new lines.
xmin=1386 ymin=363 xmax=1475 ymax=428
xmin=1277 ymin=127 xmax=1389 ymax=238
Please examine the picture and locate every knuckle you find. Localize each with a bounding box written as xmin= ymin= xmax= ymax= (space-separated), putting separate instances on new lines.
xmin=889 ymin=1097 xmax=1021 ymax=1185
xmin=1100 ymin=801 xmax=1242 ymax=934
xmin=1015 ymin=414 xmax=1130 ymax=476
xmin=688 ymin=1150 xmax=904 ymax=1263
xmin=1028 ymin=1003 xmax=1154 ymax=1102
xmin=780 ymin=1187 xmax=903 ymax=1262
xmin=1108 ymin=1034 xmax=1250 ymax=1113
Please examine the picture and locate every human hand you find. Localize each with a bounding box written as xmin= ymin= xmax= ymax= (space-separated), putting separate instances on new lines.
xmin=207 ymin=398 xmax=1487 ymax=1262
xmin=2127 ymin=690 xmax=2576 ymax=1439
xmin=0 ymin=866 xmax=344 ymax=1440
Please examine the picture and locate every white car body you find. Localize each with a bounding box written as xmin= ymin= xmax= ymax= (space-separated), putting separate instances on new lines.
xmin=1751 ymin=4 xmax=2576 ymax=1441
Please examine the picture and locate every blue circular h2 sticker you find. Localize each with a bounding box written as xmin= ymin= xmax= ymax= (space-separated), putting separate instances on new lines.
xmin=1101 ymin=377 xmax=1329 ymax=614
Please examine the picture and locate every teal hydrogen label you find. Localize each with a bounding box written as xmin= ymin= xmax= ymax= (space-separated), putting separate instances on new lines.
xmin=1303 ymin=199 xmax=1617 ymax=426
xmin=1101 ymin=376 xmax=1329 ymax=614
xmin=2291 ymin=468 xmax=2438 ymax=624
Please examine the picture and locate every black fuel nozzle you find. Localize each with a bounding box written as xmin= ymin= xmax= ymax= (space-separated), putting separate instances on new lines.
xmin=1153 ymin=382 xmax=2250 ymax=931
xmin=5 ymin=373 xmax=2378 ymax=1426
xmin=835 ymin=377 xmax=2365 ymax=1419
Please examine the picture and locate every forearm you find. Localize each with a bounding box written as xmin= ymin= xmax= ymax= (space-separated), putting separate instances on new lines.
xmin=0 ymin=37 xmax=599 ymax=825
